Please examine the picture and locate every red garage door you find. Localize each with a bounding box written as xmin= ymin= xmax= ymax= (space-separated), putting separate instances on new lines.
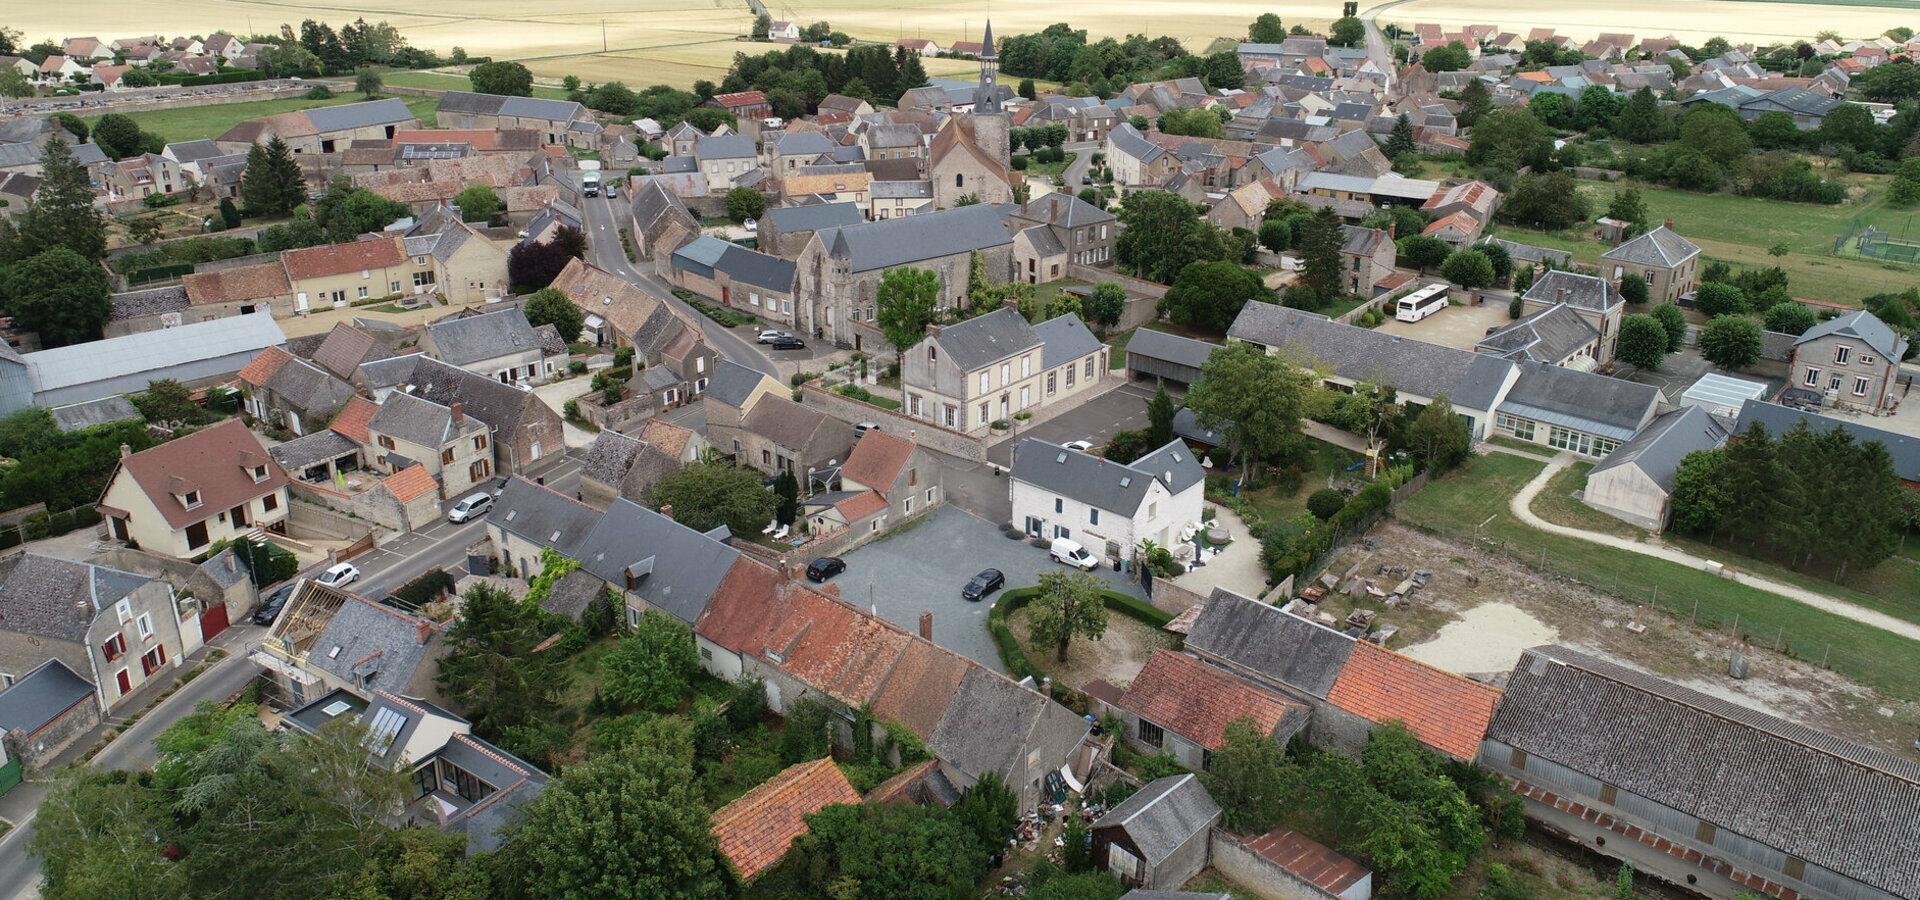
xmin=200 ymin=602 xmax=230 ymax=642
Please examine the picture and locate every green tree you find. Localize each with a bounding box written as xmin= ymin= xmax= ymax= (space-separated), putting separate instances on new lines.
xmin=786 ymin=802 xmax=986 ymax=900
xmin=604 ymin=610 xmax=701 ymax=712
xmin=1027 ymin=570 xmax=1108 ymax=662
xmin=1249 ymin=13 xmax=1287 ymax=43
xmin=240 ymin=137 xmax=308 ymax=217
xmin=1 ymin=248 xmax=111 ymax=346
xmin=752 ymin=12 xmax=772 ymax=39
xmin=453 ymin=183 xmax=502 ymax=223
xmin=875 ymin=265 xmax=942 ymax=352
xmin=1763 ymin=301 xmax=1817 ymax=335
xmin=1617 ymin=274 xmax=1648 ymax=305
xmin=1575 ymin=84 xmax=1623 ymax=131
xmin=773 ymin=469 xmax=799 ymax=525
xmin=1679 ymin=104 xmax=1753 ymax=166
xmin=951 ymin=772 xmax=1018 ymax=851
xmin=1698 ymin=315 xmax=1763 ymax=369
xmin=1396 ymin=235 xmax=1451 ymax=272
xmin=470 ymin=60 xmax=534 ymax=96
xmin=1651 ymin=302 xmax=1689 ymax=352
xmin=1527 ymin=92 xmax=1573 ymax=129
xmin=1186 ymin=340 xmax=1312 ymax=478
xmin=219 ymin=197 xmax=243 ymax=229
xmin=725 ymin=186 xmax=765 ymax=221
xmin=1115 ymin=190 xmax=1202 ymax=284
xmin=435 ymin=581 xmax=570 ymax=737
xmin=1159 ymin=106 xmax=1222 ymax=139
xmin=1161 ymin=260 xmax=1272 ymax=332
xmin=524 ymin=286 xmax=586 ymax=342
xmin=1818 ymin=103 xmax=1882 ymax=154
xmin=17 ymin=137 xmax=107 ymax=261
xmin=1329 ymin=16 xmax=1366 ymax=47
xmin=1439 ymin=249 xmax=1495 ymax=289
xmin=1466 ymin=107 xmax=1554 ymax=175
xmin=490 ymin=717 xmax=738 ymax=900
xmin=1692 ymin=282 xmax=1748 ymax=317
xmin=1606 ymin=187 xmax=1648 ymax=224
xmin=334 ymin=828 xmax=485 ymax=900
xmin=132 ymin=378 xmax=209 ymax=425
xmin=1498 ymin=171 xmax=1591 ymax=229
xmin=354 ymin=70 xmax=383 ymax=98
xmin=1204 ymin=716 xmax=1300 ymax=833
xmin=92 ymin=113 xmax=144 ymax=160
xmin=1456 ymin=78 xmax=1492 ymax=128
xmin=1296 ymin=206 xmax=1347 ymax=299
xmin=31 ymin=771 xmax=186 ymax=900
xmin=1615 ymin=314 xmax=1669 ymax=370
xmin=52 ymin=113 xmax=89 ymax=143
xmin=964 ymin=248 xmax=994 ymax=311
xmin=1668 ymin=448 xmax=1730 ymax=536
xmin=646 ymin=461 xmax=777 ymax=536
xmin=1406 ymin=395 xmax=1471 ymax=471
xmin=1146 ymin=382 xmax=1177 ymax=448
xmin=1019 ymin=78 xmax=1038 ymax=99
xmin=1259 ymin=217 xmax=1292 ymax=253
xmin=1386 ymin=113 xmax=1418 ymax=158
xmin=1085 ymin=281 xmax=1127 ymax=329
xmin=1476 ymin=241 xmax=1512 ymax=286
xmin=1748 ymin=111 xmax=1802 ymax=150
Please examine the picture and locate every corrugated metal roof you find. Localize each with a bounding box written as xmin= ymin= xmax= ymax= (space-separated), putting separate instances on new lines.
xmin=25 ymin=312 xmax=285 ymax=393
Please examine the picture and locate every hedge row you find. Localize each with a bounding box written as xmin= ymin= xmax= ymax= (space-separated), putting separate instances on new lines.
xmin=986 ymin=584 xmax=1172 ymax=681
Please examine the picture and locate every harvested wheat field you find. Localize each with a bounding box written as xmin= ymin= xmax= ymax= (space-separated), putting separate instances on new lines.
xmin=1387 ymin=0 xmax=1914 ymax=46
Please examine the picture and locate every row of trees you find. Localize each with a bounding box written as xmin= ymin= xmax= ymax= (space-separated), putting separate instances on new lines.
xmin=717 ymin=44 xmax=928 ymax=119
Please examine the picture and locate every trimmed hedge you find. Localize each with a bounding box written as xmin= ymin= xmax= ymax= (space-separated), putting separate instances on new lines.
xmin=987 ymin=584 xmax=1172 ymax=681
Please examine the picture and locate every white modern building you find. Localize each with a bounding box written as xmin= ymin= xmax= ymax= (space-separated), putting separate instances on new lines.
xmin=1008 ymin=438 xmax=1207 ymax=566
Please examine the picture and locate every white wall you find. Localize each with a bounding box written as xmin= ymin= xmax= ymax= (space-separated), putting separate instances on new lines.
xmin=1009 ymin=473 xmax=1200 ymax=563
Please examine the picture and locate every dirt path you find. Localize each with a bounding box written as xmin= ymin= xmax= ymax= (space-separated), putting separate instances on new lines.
xmin=1510 ymin=456 xmax=1920 ymax=644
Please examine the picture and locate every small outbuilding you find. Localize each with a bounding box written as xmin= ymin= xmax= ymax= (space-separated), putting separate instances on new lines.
xmin=1092 ymin=774 xmax=1222 ymax=892
xmin=1582 ymin=405 xmax=1728 ymax=530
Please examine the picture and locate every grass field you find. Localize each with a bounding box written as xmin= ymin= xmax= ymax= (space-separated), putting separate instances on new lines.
xmin=366 ymin=68 xmax=573 ymax=100
xmin=1396 ymin=453 xmax=1920 ymax=700
xmin=1484 ymin=173 xmax=1920 ymax=306
xmin=82 ymin=92 xmax=440 ymax=142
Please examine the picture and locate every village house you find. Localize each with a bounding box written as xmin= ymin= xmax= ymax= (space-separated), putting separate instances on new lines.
xmin=1339 ymin=226 xmax=1398 ymax=295
xmin=1009 ymin=437 xmax=1205 ymax=565
xmin=403 ymin=212 xmax=511 ymax=304
xmin=1091 ymin=774 xmax=1222 ymax=892
xmin=0 ymin=658 xmax=100 ymax=769
xmin=738 ymin=395 xmax=853 ymax=484
xmin=215 ymin=99 xmax=419 ymax=155
xmin=667 ymin=237 xmax=799 ymax=327
xmin=1009 ymin=192 xmax=1116 ymax=272
xmin=549 ymin=259 xmax=716 ymax=395
xmin=235 ymin=346 xmax=354 ymax=435
xmin=628 ymin=179 xmax=701 ymax=261
xmin=696 ymin=133 xmax=760 ymax=194
xmin=434 ymin=92 xmax=597 ymax=147
xmin=795 ymin=204 xmax=1015 ymax=351
xmin=0 ymin=554 xmax=186 ymax=718
xmin=1476 ymin=304 xmax=1604 ymax=370
xmin=1599 ymin=225 xmax=1700 ymax=305
xmin=702 ymin=359 xmax=787 ymax=460
xmin=710 ymin=758 xmax=860 ymax=882
xmin=251 ymin=581 xmax=448 ymax=710
xmin=1110 ymin=648 xmax=1310 ymax=772
xmin=1782 ymin=309 xmax=1908 ymax=414
xmin=575 ymin=498 xmax=744 ymax=627
xmin=813 ymin=429 xmax=943 ymax=538
xmin=485 ymin=477 xmax=604 ymax=582
xmin=179 ymin=262 xmax=301 ymax=321
xmin=901 ymin=308 xmax=1107 ymax=435
xmin=282 ymin=236 xmax=425 ymax=310
xmin=98 ymin=419 xmax=292 ymax=558
xmin=928 ymin=117 xmax=1013 ymax=207
xmin=1518 ymin=270 xmax=1627 ymax=365
xmin=420 ymin=307 xmax=568 ymax=386
xmin=702 ymin=90 xmax=774 ymax=120
xmin=758 ymin=202 xmax=862 ymax=258
xmin=575 ymin=427 xmax=689 ymax=509
xmin=364 ymin=391 xmax=495 ymax=501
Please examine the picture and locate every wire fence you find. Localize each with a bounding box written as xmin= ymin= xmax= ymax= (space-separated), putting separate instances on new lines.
xmin=0 ymin=505 xmax=104 ymax=551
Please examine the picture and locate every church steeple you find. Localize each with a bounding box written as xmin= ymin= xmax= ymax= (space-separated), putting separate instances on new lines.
xmin=976 ymin=19 xmax=1001 ymax=114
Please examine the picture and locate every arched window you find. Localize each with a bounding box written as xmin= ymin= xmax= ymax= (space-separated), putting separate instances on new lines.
xmin=955 ymin=173 xmax=964 ymax=187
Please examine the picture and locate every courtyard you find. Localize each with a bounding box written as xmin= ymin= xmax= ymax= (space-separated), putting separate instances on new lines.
xmin=1371 ymin=298 xmax=1513 ymax=350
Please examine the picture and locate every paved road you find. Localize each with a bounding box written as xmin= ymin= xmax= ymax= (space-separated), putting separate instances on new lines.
xmin=1061 ymin=142 xmax=1099 ymax=193
xmin=353 ymin=455 xmax=582 ymax=600
xmin=579 ymin=193 xmax=781 ymax=380
xmin=1362 ymin=0 xmax=1417 ymax=98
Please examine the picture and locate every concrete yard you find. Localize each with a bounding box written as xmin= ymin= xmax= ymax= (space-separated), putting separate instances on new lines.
xmin=833 ymin=506 xmax=1147 ymax=673
xmin=986 ymin=381 xmax=1156 ymax=468
xmin=1372 ymin=299 xmax=1513 ymax=351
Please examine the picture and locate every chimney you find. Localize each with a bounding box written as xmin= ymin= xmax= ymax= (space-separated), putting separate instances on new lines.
xmin=354 ymin=379 xmax=371 ymax=399
xmin=919 ymin=610 xmax=934 ymax=641
xmin=450 ymin=401 xmax=464 ymax=426
xmin=414 ymin=621 xmax=433 ymax=644
xmin=119 ymin=443 xmax=132 ymax=458
xmin=927 ymin=323 xmax=943 ymax=338
xmin=1663 ymin=219 xmax=1674 ymax=231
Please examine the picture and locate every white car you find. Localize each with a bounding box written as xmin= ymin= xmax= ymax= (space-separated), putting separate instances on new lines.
xmin=315 ymin=563 xmax=360 ymax=588
xmin=756 ymin=329 xmax=791 ymax=344
xmin=1050 ymin=538 xmax=1098 ymax=570
xmin=1063 ymin=440 xmax=1095 ymax=452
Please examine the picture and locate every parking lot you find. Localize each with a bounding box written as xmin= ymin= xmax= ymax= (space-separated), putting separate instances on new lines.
xmin=832 ymin=506 xmax=1148 ymax=672
xmin=1372 ymin=299 xmax=1512 ymax=350
xmin=985 ymin=382 xmax=1155 ymax=468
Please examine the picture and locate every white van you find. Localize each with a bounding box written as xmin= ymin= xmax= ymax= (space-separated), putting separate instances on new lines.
xmin=1050 ymin=537 xmax=1097 ymax=570
xmin=446 ymin=493 xmax=495 ymax=523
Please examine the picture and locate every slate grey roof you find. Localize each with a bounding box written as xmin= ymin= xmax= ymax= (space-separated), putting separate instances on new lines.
xmin=197 ymin=547 xmax=251 ymax=590
xmin=1498 ymin=361 xmax=1662 ymax=442
xmin=871 ymin=180 xmax=933 ymax=199
xmin=269 ymin=429 xmax=363 ymax=472
xmin=539 ymin=568 xmax=605 ymax=620
xmin=704 ymin=359 xmax=775 ymax=410
xmin=1227 ymin=303 xmax=1515 ymax=412
xmin=304 ymin=98 xmax=415 ymax=133
xmin=817 ymin=203 xmax=1013 ymax=272
xmin=1492 ymin=645 xmax=1920 ymax=899
xmin=1734 ymin=400 xmax=1920 ymax=482
xmin=1106 ymin=123 xmax=1167 ymax=166
xmin=0 ymin=659 xmax=95 ymax=735
xmin=1476 ymin=303 xmax=1598 ymax=364
xmin=1171 ymin=407 xmax=1226 ymax=445
xmin=1019 ymin=224 xmax=1065 ymax=258
xmin=368 ymin=390 xmax=472 ymax=449
xmin=741 ymin=396 xmax=833 ymax=451
xmin=630 ymin=178 xmax=691 ymax=231
xmin=637 ymin=365 xmax=685 ymax=392
xmin=1478 ymin=237 xmax=1571 ymax=268
xmin=1522 ymin=270 xmax=1620 ymax=313
xmin=776 ymin=131 xmax=836 ymax=156
xmin=373 ymin=356 xmax=543 ymax=445
xmin=929 ymin=665 xmax=1090 ymax=789
xmin=308 ymin=592 xmax=437 ymax=693
xmin=1184 ymin=588 xmax=1354 ymax=698
xmin=265 ymin=356 xmax=353 ymax=418
xmin=110 ymin=285 xmax=190 ymax=321
xmin=533 ymin=323 xmax=567 ymax=357
xmin=0 ymin=553 xmax=152 ymax=643
xmin=766 ymin=201 xmax=863 ymax=233
xmin=1127 ymin=328 xmax=1218 ymax=372
xmin=1339 ymin=225 xmax=1387 ymax=256
xmin=696 ymin=133 xmax=757 ymax=160
xmin=1601 ymin=225 xmax=1700 ymax=267
xmin=1795 ymin=309 xmax=1908 ymax=359
xmin=1010 ymin=438 xmax=1203 ymax=516
xmin=50 ymin=395 xmax=141 ymax=432
xmin=440 ymin=733 xmax=549 ymax=852
xmin=1742 ymin=87 xmax=1843 ymax=117
xmin=1588 ymin=405 xmax=1727 ymax=491
xmin=1094 ymin=774 xmax=1222 ymax=866
xmin=671 ymin=238 xmax=795 ymax=292
xmin=575 ymin=498 xmax=740 ymax=624
xmin=1032 ymin=314 xmax=1102 ymax=370
xmin=492 ymin=476 xmax=603 ymax=559
xmin=934 ymin=307 xmax=1041 ymax=372
xmin=1019 ymin=192 xmax=1115 ymax=227
xmin=580 ymin=430 xmax=644 ymax=487
xmin=425 ymin=307 xmax=542 ymax=367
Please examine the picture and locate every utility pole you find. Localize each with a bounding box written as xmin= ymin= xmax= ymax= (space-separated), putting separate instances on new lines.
xmin=603 ymin=19 xmax=608 ymax=53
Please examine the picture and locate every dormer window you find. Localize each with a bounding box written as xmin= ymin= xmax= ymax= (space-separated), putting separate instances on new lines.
xmin=249 ymin=465 xmax=268 ymax=483
xmin=180 ymin=490 xmax=201 ymax=509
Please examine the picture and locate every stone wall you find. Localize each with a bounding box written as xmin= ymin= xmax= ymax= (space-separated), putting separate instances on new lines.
xmin=574 ymin=386 xmax=658 ymax=432
xmin=43 ymin=81 xmax=309 ymax=117
xmin=1067 ymin=264 xmax=1166 ymax=332
xmin=3 ymin=694 xmax=102 ymax=771
xmin=1209 ymin=827 xmax=1358 ymax=900
xmin=286 ymin=489 xmax=378 ymax=541
xmin=797 ymin=383 xmax=987 ymax=463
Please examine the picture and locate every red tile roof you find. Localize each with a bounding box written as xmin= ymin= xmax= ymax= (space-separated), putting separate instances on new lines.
xmin=840 ymin=431 xmax=913 ymax=495
xmin=182 ymin=262 xmax=292 ymax=306
xmin=1325 ymin=642 xmax=1501 ymax=759
xmin=833 ymin=490 xmax=889 ymax=522
xmin=1120 ymin=650 xmax=1309 ymax=751
xmin=1423 ymin=210 xmax=1480 ymax=237
xmin=709 ymin=90 xmax=768 ymax=108
xmin=694 ymin=559 xmax=785 ymax=654
xmin=775 ymin=587 xmax=910 ymax=707
xmin=282 ymin=236 xmax=406 ymax=281
xmin=711 ymin=758 xmax=860 ymax=880
xmin=330 ymin=396 xmax=378 ymax=443
xmin=112 ymin=419 xmax=289 ymax=531
xmin=1237 ymin=828 xmax=1370 ymax=896
xmin=869 ymin=638 xmax=972 ymax=740
xmin=383 ymin=464 xmax=437 ymax=502
xmin=236 ymin=345 xmax=292 ymax=387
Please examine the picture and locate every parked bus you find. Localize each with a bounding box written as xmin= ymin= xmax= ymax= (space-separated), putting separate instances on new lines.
xmin=1394 ymin=283 xmax=1450 ymax=322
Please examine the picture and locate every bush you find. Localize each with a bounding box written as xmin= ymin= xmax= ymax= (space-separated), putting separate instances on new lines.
xmin=568 ymin=360 xmax=587 ymax=374
xmin=613 ymin=345 xmax=635 ymax=366
xmin=1307 ymin=488 xmax=1347 ymax=520
xmin=142 ymin=193 xmax=179 ymax=209
xmin=304 ymin=84 xmax=334 ymax=99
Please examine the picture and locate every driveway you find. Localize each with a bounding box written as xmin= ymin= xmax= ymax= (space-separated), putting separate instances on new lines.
xmin=986 ymin=382 xmax=1156 ymax=467
xmin=833 ymin=506 xmax=1147 ymax=672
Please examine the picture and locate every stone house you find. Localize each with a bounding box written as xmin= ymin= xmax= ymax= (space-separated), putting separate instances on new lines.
xmin=769 ymin=130 xmax=837 ymax=173
xmin=928 ymin=117 xmax=1013 ymax=207
xmin=0 ymin=554 xmax=187 ymax=714
xmin=696 ymin=133 xmax=760 ymax=194
xmin=1103 ymin=123 xmax=1177 ymax=188
xmin=180 ymin=261 xmax=299 ymax=320
xmin=356 ymin=354 xmax=569 ymax=477
xmin=1520 ymin=270 xmax=1625 ymax=365
xmin=869 ymin=180 xmax=935 ymax=220
xmin=403 ymin=214 xmax=510 ymax=305
xmin=903 ymin=310 xmax=1108 ymax=435
xmin=794 ymin=204 xmax=1014 ymax=350
xmin=1091 ymin=774 xmax=1221 ymax=892
xmin=214 ymin=99 xmax=419 ymax=155
xmin=236 ymin=346 xmax=354 ymax=435
xmin=1784 ymin=309 xmax=1909 ymax=414
xmin=826 ymin=429 xmax=943 ymax=534
xmin=1111 ymin=649 xmax=1309 ymax=772
xmin=783 ymin=169 xmax=870 ymax=207
xmin=573 ymin=498 xmax=742 ymax=628
xmin=738 ymin=395 xmax=853 ymax=483
xmin=282 ymin=237 xmax=424 ymax=311
xmin=433 ymin=92 xmax=596 ymax=147
xmin=548 ymin=259 xmax=716 ymax=394
xmin=665 ymin=236 xmax=798 ymax=329
xmin=1599 ymin=226 xmax=1700 ymax=305
xmin=702 ymin=359 xmax=787 ymax=459
xmin=1009 ymin=437 xmax=1205 ymax=563
xmin=628 ymin=179 xmax=701 ymax=262
xmin=98 ymin=420 xmax=292 ymax=559
xmin=250 ymin=582 xmax=448 ymax=710
xmin=365 ymin=392 xmax=496 ymax=501
xmin=421 ymin=307 xmax=568 ymax=386
xmin=1338 ymin=226 xmax=1397 ymax=296
xmin=0 ymin=658 xmax=100 ymax=769
xmin=486 ymin=477 xmax=604 ymax=581
xmin=1010 ymin=193 xmax=1116 ymax=270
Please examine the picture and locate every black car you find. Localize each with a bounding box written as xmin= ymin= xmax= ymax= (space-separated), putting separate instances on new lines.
xmin=962 ymin=568 xmax=1005 ymax=602
xmin=806 ymin=556 xmax=845 ymax=582
xmin=252 ymin=582 xmax=296 ymax=626
xmin=769 ymin=335 xmax=806 ymax=350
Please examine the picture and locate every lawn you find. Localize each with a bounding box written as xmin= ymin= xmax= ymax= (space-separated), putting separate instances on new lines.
xmin=1528 ymin=462 xmax=1647 ymax=540
xmin=1105 ymin=327 xmax=1136 ymax=368
xmin=84 ymin=92 xmax=440 ymax=142
xmin=364 ymin=68 xmax=574 ymax=100
xmin=1487 ymin=435 xmax=1555 ymax=457
xmin=1488 ymin=173 xmax=1919 ymax=305
xmin=1397 ymin=453 xmax=1920 ymax=701
xmin=1235 ymin=439 xmax=1365 ymax=526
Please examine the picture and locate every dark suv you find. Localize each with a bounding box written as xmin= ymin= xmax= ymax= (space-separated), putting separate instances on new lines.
xmin=253 ymin=582 xmax=296 ymax=626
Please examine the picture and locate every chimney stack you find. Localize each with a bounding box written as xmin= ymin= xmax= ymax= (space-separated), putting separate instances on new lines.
xmin=1663 ymin=219 xmax=1674 ymax=230
xmin=120 ymin=443 xmax=132 ymax=458
xmin=450 ymin=401 xmax=464 ymax=426
xmin=660 ymin=504 xmax=674 ymax=520
xmin=919 ymin=610 xmax=934 ymax=641
xmin=414 ymin=621 xmax=433 ymax=644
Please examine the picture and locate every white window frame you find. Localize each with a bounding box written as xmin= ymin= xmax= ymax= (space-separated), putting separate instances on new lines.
xmin=1854 ymin=376 xmax=1871 ymax=396
xmin=115 ymin=599 xmax=133 ymax=623
xmin=1835 ymin=346 xmax=1852 ymax=364
xmin=136 ymin=613 xmax=153 ymax=639
xmin=1803 ymin=367 xmax=1821 ymax=387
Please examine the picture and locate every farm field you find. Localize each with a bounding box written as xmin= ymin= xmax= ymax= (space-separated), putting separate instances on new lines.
xmin=81 ymin=93 xmax=441 ymax=142
xmin=1382 ymin=0 xmax=1915 ymax=44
